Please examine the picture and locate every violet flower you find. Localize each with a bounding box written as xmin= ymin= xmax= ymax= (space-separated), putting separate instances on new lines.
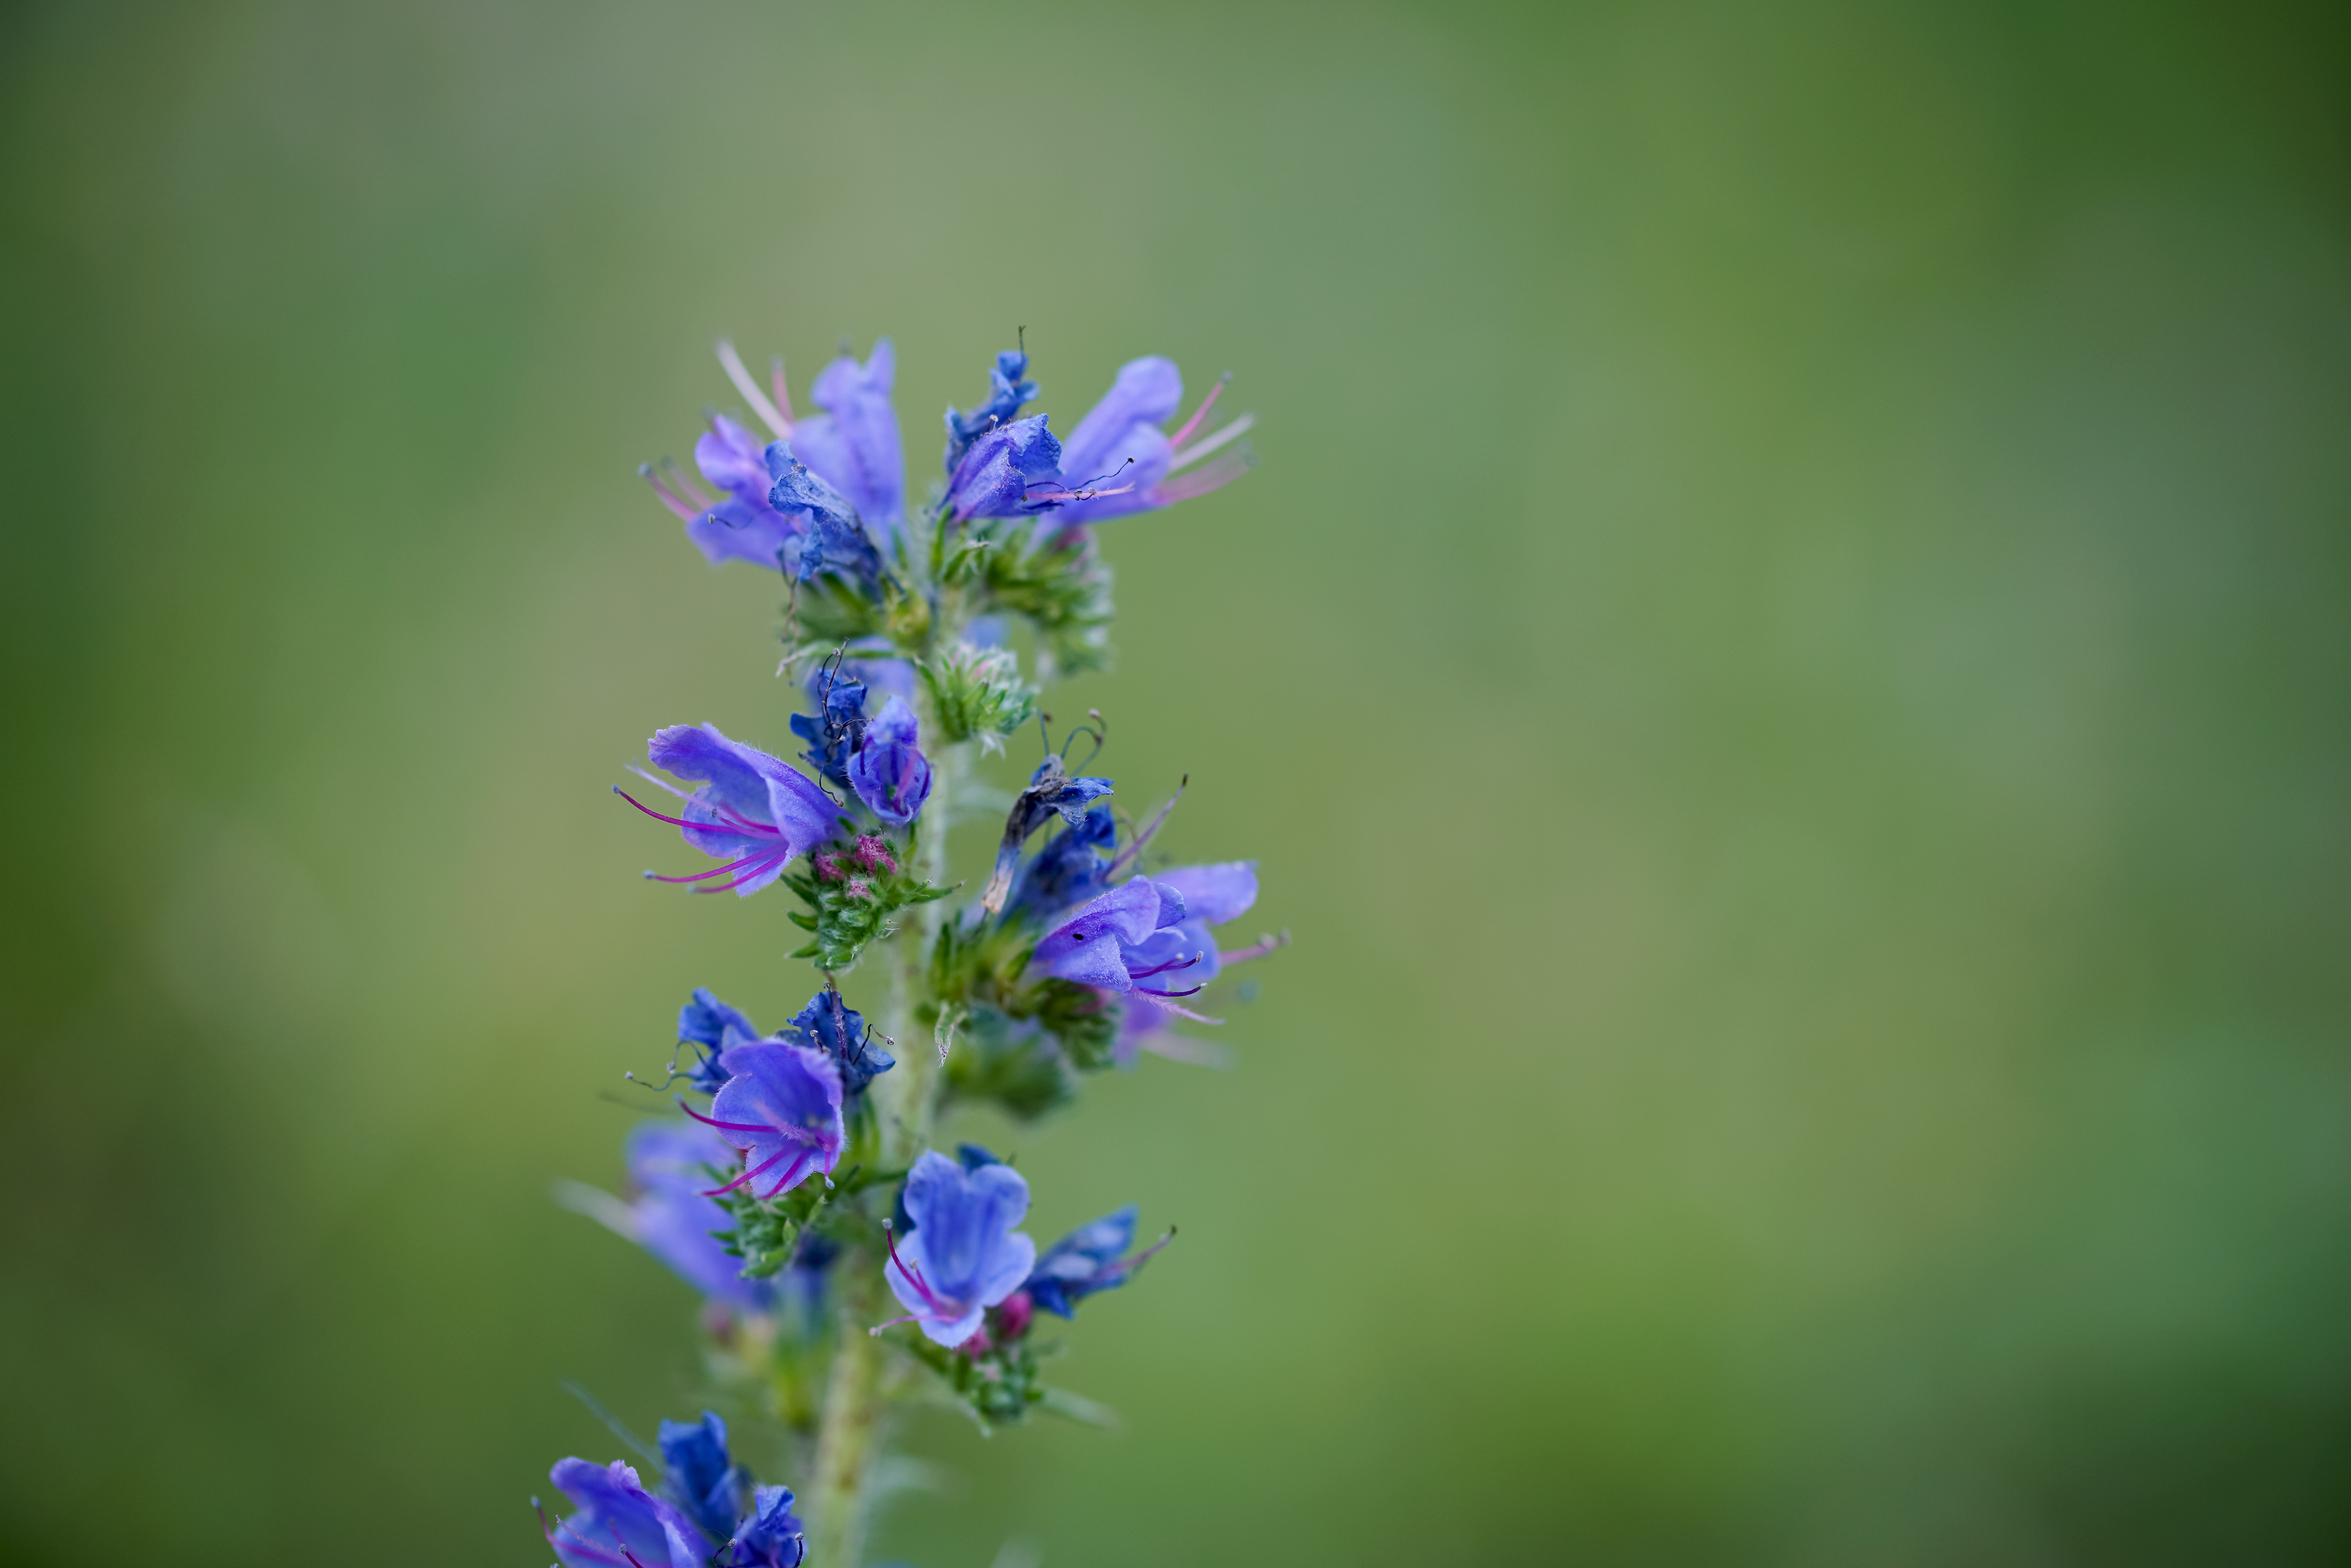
xmin=787 ymin=987 xmax=894 ymax=1096
xmin=676 ymin=988 xmax=759 ymax=1096
xmin=686 ymin=1038 xmax=846 ymax=1201
xmin=1112 ymin=861 xmax=1278 ymax=1065
xmin=726 ymin=1485 xmax=808 ymax=1568
xmin=658 ymin=1411 xmax=748 ymax=1549
xmin=642 ymin=411 xmax=812 ymax=572
xmin=624 ymin=1122 xmax=776 ymax=1313
xmin=789 ymin=670 xmax=868 ymax=790
xmin=787 ymin=340 xmax=904 ymax=550
xmin=848 ymin=694 xmax=932 ymax=825
xmin=979 ymin=756 xmax=1116 ymax=915
xmin=1028 ymin=875 xmax=1192 ymax=994
xmin=877 ymin=1150 xmax=1037 ymax=1347
xmin=943 ymin=347 xmax=1038 ymax=471
xmin=944 ymin=414 xmax=1065 ymax=522
xmin=1048 ymin=356 xmax=1255 ymax=525
xmin=1008 ymin=801 xmax=1116 ymax=918
xmin=1024 ymin=1204 xmax=1173 ymax=1319
xmin=618 ymin=724 xmax=841 ymax=898
xmin=764 ymin=441 xmax=884 ymax=583
xmin=542 ymin=1458 xmax=709 ymax=1568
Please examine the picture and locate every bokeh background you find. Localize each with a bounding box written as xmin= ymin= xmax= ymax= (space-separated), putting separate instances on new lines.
xmin=4 ymin=1 xmax=2349 ymax=1563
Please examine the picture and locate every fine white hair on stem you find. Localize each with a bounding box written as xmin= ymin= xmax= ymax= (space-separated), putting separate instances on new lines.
xmin=716 ymin=338 xmax=792 ymax=438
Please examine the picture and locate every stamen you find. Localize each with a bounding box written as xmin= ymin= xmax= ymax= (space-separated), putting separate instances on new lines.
xmin=645 ymin=854 xmax=773 ymax=884
xmin=678 ymin=1101 xmax=773 ymax=1135
xmin=1130 ymin=991 xmax=1224 ymax=1026
xmin=716 ymin=338 xmax=791 ymax=439
xmin=1166 ymin=411 xmax=1254 ymax=473
xmin=1127 ymin=952 xmax=1203 ymax=980
xmin=1133 ymin=981 xmax=1207 ymax=999
xmin=1108 ymin=775 xmax=1187 ymax=877
xmin=1166 ymin=373 xmax=1231 ymax=449
xmin=1153 ymin=449 xmax=1253 ymax=505
xmin=639 ymin=463 xmax=707 ymax=523
xmin=703 ymin=1145 xmax=790 ymax=1197
xmin=1218 ymin=929 xmax=1292 ymax=965
xmin=686 ymin=852 xmax=787 ymax=893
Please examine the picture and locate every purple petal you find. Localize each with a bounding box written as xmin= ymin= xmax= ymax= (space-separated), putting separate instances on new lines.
xmin=795 ymin=340 xmax=904 ymax=542
xmin=1154 ymin=861 xmax=1258 ymax=926
xmin=847 ymin=694 xmax=932 ymax=825
xmin=887 ymin=1228 xmax=986 ymax=1347
xmin=1057 ymin=356 xmax=1183 ymax=485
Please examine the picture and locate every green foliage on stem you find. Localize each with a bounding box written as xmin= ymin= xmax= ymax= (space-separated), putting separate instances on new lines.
xmin=943 ymin=519 xmax=1114 ymax=680
xmin=918 ymin=640 xmax=1038 ymax=747
xmin=924 ymin=915 xmax=1123 ymax=1120
xmin=784 ymin=825 xmax=950 ymax=971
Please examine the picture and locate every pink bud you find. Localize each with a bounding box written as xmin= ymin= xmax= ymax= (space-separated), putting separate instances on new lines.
xmin=995 ymin=1289 xmax=1034 ymax=1341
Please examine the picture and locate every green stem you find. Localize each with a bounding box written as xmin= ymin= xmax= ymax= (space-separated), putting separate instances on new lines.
xmin=804 ymin=719 xmax=966 ymax=1562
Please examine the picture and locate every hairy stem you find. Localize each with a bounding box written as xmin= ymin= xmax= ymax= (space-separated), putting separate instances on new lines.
xmin=804 ymin=1256 xmax=885 ymax=1564
xmin=805 ymin=715 xmax=965 ymax=1563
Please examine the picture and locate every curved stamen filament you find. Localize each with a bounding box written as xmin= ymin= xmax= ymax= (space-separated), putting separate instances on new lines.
xmin=1127 ymin=952 xmax=1202 ymax=981
xmin=1166 ymin=375 xmax=1229 ymax=450
xmin=703 ymin=1145 xmax=790 ymax=1197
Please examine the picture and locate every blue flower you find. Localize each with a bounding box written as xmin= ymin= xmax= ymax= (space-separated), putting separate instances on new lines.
xmin=642 ymin=413 xmax=812 ymax=573
xmin=1024 ymin=1204 xmax=1172 ymax=1319
xmin=726 ymin=1485 xmax=808 ymax=1567
xmin=1049 ymin=356 xmax=1256 ymax=525
xmin=849 ymin=694 xmax=932 ymax=825
xmin=542 ymin=1458 xmax=710 ymax=1568
xmin=979 ymin=757 xmax=1116 ymax=915
xmin=1029 ymin=876 xmax=1191 ymax=993
xmin=658 ymin=1411 xmax=748 ymax=1549
xmin=788 ymin=340 xmax=904 ymax=550
xmin=945 ymin=414 xmax=1064 ymax=522
xmin=676 ymin=988 xmax=759 ymax=1096
xmin=788 ymin=669 xmax=868 ymax=790
xmin=787 ymin=988 xmax=895 ymax=1096
xmin=1113 ymin=861 xmax=1275 ymax=1065
xmin=620 ymin=724 xmax=842 ymax=898
xmin=879 ymin=1150 xmax=1037 ymax=1347
xmin=943 ymin=347 xmax=1038 ymax=472
xmin=625 ymin=1122 xmax=777 ymax=1313
xmin=1008 ymin=802 xmax=1117 ymax=918
xmin=765 ymin=441 xmax=885 ymax=583
xmin=688 ymin=1039 xmax=846 ymax=1199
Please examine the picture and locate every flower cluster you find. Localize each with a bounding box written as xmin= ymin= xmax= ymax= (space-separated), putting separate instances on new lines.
xmin=554 ymin=329 xmax=1274 ymax=1564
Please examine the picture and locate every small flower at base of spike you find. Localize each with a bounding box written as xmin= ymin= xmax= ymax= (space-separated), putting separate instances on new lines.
xmin=617 ymin=724 xmax=841 ymax=898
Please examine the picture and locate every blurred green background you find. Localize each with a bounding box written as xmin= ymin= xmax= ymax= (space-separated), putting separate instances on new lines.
xmin=4 ymin=0 xmax=2349 ymax=1562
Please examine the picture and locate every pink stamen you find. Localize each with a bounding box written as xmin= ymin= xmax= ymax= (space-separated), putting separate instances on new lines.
xmin=1166 ymin=374 xmax=1228 ymax=449
xmin=883 ymin=1223 xmax=950 ymax=1313
xmin=640 ymin=464 xmax=708 ymax=523
xmin=678 ymin=1101 xmax=771 ymax=1135
xmin=1153 ymin=450 xmax=1252 ymax=506
xmin=703 ymin=1145 xmax=790 ymax=1197
xmin=687 ymin=852 xmax=787 ymax=893
xmin=646 ymin=854 xmax=773 ymax=884
xmin=1218 ymin=931 xmax=1291 ymax=965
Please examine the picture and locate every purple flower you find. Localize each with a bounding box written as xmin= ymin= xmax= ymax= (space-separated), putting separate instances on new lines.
xmin=676 ymin=988 xmax=759 ymax=1096
xmin=1049 ymin=356 xmax=1256 ymax=525
xmin=1113 ymin=861 xmax=1277 ymax=1066
xmin=686 ymin=1038 xmax=845 ymax=1200
xmin=878 ymin=1150 xmax=1037 ymax=1347
xmin=642 ymin=412 xmax=810 ymax=572
xmin=979 ymin=756 xmax=1117 ymax=915
xmin=1009 ymin=801 xmax=1117 ymax=917
xmin=787 ymin=340 xmax=904 ymax=549
xmin=789 ymin=670 xmax=868 ymax=790
xmin=945 ymin=413 xmax=1065 ymax=522
xmin=848 ymin=694 xmax=932 ymax=825
xmin=626 ymin=1122 xmax=776 ymax=1313
xmin=787 ymin=987 xmax=894 ymax=1095
xmin=541 ymin=1458 xmax=709 ymax=1568
xmin=1029 ymin=876 xmax=1192 ymax=992
xmin=619 ymin=724 xmax=841 ymax=898
xmin=764 ymin=441 xmax=884 ymax=583
xmin=658 ymin=1411 xmax=748 ymax=1549
xmin=943 ymin=347 xmax=1038 ymax=471
xmin=1024 ymin=1204 xmax=1173 ymax=1319
xmin=726 ymin=1485 xmax=808 ymax=1568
